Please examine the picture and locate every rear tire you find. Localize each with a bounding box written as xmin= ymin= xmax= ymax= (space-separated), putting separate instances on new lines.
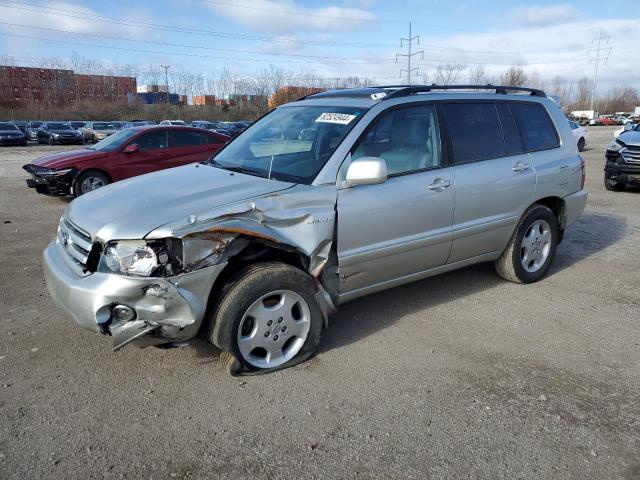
xmin=495 ymin=204 xmax=559 ymax=284
xmin=207 ymin=262 xmax=324 ymax=375
xmin=604 ymin=178 xmax=625 ymax=191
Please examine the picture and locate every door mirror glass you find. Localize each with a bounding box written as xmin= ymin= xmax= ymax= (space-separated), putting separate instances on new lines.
xmin=346 ymin=157 xmax=387 ymax=186
xmin=124 ymin=144 xmax=139 ymax=153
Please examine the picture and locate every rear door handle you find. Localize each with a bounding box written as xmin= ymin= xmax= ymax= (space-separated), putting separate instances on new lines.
xmin=428 ymin=178 xmax=452 ymax=190
xmin=512 ymin=161 xmax=530 ymax=172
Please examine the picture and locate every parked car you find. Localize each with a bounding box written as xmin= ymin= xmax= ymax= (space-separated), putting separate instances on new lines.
xmin=159 ymin=120 xmax=186 ymax=126
xmin=568 ymin=120 xmax=587 ymax=151
xmin=218 ymin=122 xmax=244 ymax=136
xmin=0 ymin=121 xmax=27 ymax=146
xmin=605 ymin=123 xmax=640 ymax=191
xmin=26 ymin=121 xmax=44 ymax=141
xmin=80 ymin=121 xmax=123 ymax=143
xmin=191 ymin=120 xmax=218 ymax=130
xmin=39 ymin=84 xmax=587 ymax=374
xmin=614 ymin=122 xmax=640 ymax=138
xmin=68 ymin=121 xmax=86 ymax=130
xmin=12 ymin=120 xmax=28 ymax=134
xmin=23 ymin=125 xmax=228 ymax=196
xmin=36 ymin=122 xmax=84 ymax=145
xmin=123 ymin=120 xmax=155 ymax=128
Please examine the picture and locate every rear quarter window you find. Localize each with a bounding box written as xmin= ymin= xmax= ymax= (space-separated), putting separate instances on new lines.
xmin=509 ymin=102 xmax=559 ymax=151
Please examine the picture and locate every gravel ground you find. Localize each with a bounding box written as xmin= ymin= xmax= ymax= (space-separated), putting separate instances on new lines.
xmin=0 ymin=127 xmax=639 ymax=480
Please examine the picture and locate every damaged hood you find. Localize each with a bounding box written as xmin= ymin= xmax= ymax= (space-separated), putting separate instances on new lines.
xmin=31 ymin=149 xmax=108 ymax=169
xmin=66 ymin=163 xmax=294 ymax=241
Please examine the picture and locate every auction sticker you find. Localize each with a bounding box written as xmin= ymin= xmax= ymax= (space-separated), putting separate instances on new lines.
xmin=315 ymin=112 xmax=357 ymax=125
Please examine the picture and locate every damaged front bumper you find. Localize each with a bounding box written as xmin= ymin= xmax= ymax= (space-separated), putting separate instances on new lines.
xmin=42 ymin=241 xmax=225 ymax=350
xmin=23 ymin=165 xmax=77 ymax=196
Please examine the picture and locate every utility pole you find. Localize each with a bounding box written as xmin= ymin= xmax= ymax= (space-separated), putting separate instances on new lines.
xmin=161 ymin=65 xmax=170 ymax=103
xmin=587 ymin=29 xmax=611 ymax=112
xmin=396 ymin=22 xmax=423 ymax=84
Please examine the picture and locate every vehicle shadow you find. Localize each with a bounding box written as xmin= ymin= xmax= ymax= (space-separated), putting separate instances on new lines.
xmin=322 ymin=211 xmax=627 ymax=353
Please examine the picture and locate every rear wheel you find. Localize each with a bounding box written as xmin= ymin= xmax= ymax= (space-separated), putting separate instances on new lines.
xmin=74 ymin=170 xmax=110 ymax=196
xmin=495 ymin=204 xmax=558 ymax=284
xmin=208 ymin=262 xmax=324 ymax=375
xmin=604 ymin=177 xmax=625 ymax=191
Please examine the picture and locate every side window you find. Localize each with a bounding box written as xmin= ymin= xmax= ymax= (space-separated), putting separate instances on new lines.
xmin=170 ymin=130 xmax=210 ymax=147
xmin=352 ymin=105 xmax=442 ymax=176
xmin=442 ymin=103 xmax=505 ymax=163
xmin=135 ymin=131 xmax=168 ymax=151
xmin=496 ymin=103 xmax=525 ymax=155
xmin=509 ymin=102 xmax=559 ymax=151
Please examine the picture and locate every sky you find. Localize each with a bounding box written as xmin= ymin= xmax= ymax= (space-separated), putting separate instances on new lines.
xmin=0 ymin=0 xmax=638 ymax=93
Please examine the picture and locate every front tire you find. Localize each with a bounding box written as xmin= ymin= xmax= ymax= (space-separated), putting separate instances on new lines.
xmin=73 ymin=170 xmax=111 ymax=196
xmin=48 ymin=136 xmax=54 ymax=146
xmin=208 ymin=262 xmax=324 ymax=375
xmin=577 ymin=137 xmax=586 ymax=152
xmin=495 ymin=204 xmax=559 ymax=284
xmin=604 ymin=177 xmax=625 ymax=191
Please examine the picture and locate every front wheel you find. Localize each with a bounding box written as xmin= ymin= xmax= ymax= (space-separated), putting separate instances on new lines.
xmin=604 ymin=177 xmax=625 ymax=191
xmin=73 ymin=170 xmax=110 ymax=196
xmin=48 ymin=136 xmax=54 ymax=145
xmin=577 ymin=137 xmax=586 ymax=152
xmin=495 ymin=204 xmax=559 ymax=284
xmin=208 ymin=262 xmax=324 ymax=375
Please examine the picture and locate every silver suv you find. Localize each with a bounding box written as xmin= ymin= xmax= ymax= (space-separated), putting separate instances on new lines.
xmin=42 ymin=85 xmax=588 ymax=374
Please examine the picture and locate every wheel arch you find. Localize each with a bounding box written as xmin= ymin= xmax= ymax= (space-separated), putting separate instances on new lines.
xmin=527 ymin=196 xmax=566 ymax=243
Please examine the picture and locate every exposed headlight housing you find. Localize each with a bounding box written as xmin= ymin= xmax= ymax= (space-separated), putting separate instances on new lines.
xmin=608 ymin=140 xmax=624 ymax=152
xmin=98 ymin=240 xmax=181 ymax=277
xmin=39 ymin=168 xmax=74 ymax=176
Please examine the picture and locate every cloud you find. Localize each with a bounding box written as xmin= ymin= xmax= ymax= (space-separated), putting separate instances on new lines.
xmin=207 ymin=0 xmax=375 ymax=33
xmin=509 ymin=3 xmax=582 ymax=28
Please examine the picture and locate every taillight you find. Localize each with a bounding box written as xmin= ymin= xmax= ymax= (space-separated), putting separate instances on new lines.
xmin=579 ymin=154 xmax=585 ymax=189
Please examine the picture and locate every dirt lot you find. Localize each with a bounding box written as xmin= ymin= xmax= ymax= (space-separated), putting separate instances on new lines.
xmin=0 ymin=127 xmax=638 ymax=479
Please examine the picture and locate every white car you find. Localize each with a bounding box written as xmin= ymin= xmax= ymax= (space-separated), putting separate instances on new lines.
xmin=159 ymin=120 xmax=186 ymax=126
xmin=615 ymin=123 xmax=639 ymax=138
xmin=568 ymin=120 xmax=587 ymax=151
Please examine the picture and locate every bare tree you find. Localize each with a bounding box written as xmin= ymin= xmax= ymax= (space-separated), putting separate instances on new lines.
xmin=468 ymin=65 xmax=491 ymax=85
xmin=434 ymin=63 xmax=466 ymax=85
xmin=500 ymin=66 xmax=528 ymax=86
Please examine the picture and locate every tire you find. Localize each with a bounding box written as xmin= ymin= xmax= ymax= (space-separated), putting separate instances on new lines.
xmin=48 ymin=136 xmax=53 ymax=146
xmin=577 ymin=137 xmax=586 ymax=152
xmin=73 ymin=170 xmax=111 ymax=196
xmin=207 ymin=262 xmax=324 ymax=375
xmin=604 ymin=178 xmax=625 ymax=191
xmin=494 ymin=204 xmax=559 ymax=284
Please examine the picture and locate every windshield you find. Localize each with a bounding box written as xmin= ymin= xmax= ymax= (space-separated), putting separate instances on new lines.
xmin=93 ymin=122 xmax=122 ymax=130
xmin=70 ymin=122 xmax=85 ymax=128
xmin=211 ymin=106 xmax=366 ymax=183
xmin=89 ymin=128 xmax=139 ymax=152
xmin=29 ymin=121 xmax=42 ymax=128
xmin=47 ymin=123 xmax=71 ymax=130
xmin=0 ymin=122 xmax=18 ymax=130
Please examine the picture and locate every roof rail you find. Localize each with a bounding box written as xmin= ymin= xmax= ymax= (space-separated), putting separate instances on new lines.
xmin=381 ymin=84 xmax=547 ymax=99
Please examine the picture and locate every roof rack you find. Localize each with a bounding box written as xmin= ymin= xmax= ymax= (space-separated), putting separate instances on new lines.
xmin=380 ymin=84 xmax=547 ymax=99
xmin=297 ymin=84 xmax=546 ymax=102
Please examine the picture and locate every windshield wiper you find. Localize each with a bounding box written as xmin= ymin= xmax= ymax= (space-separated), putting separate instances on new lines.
xmin=206 ymin=159 xmax=267 ymax=178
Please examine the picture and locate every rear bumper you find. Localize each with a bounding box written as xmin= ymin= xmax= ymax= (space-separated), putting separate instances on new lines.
xmin=564 ymin=189 xmax=588 ymax=228
xmin=42 ymin=241 xmax=226 ymax=350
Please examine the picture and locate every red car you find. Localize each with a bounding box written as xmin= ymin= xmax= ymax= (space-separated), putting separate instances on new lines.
xmin=23 ymin=126 xmax=229 ymax=196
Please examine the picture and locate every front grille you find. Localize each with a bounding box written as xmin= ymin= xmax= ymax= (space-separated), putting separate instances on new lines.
xmin=56 ymin=217 xmax=93 ymax=275
xmin=622 ymin=146 xmax=640 ymax=164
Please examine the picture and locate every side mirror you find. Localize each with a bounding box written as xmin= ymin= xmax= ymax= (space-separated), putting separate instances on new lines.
xmin=345 ymin=157 xmax=388 ymax=187
xmin=624 ymin=123 xmax=634 ymax=131
xmin=123 ymin=144 xmax=139 ymax=153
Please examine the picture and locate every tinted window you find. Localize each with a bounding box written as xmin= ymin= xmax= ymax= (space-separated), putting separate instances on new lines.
xmin=353 ymin=105 xmax=442 ymax=175
xmin=496 ymin=103 xmax=525 ymax=155
xmin=510 ymin=103 xmax=559 ymax=151
xmin=442 ymin=103 xmax=504 ymax=163
xmin=170 ymin=130 xmax=211 ymax=147
xmin=135 ymin=131 xmax=169 ymax=151
xmin=0 ymin=122 xmax=18 ymax=130
xmin=47 ymin=123 xmax=71 ymax=130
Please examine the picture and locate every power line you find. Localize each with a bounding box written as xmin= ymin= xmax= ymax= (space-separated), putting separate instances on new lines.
xmin=588 ymin=28 xmax=611 ymax=111
xmin=396 ymin=22 xmax=423 ymax=84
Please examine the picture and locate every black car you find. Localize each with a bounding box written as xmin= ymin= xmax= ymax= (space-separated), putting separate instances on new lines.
xmin=13 ymin=120 xmax=28 ymax=134
xmin=605 ymin=123 xmax=640 ymax=191
xmin=26 ymin=121 xmax=44 ymax=141
xmin=0 ymin=122 xmax=27 ymax=146
xmin=36 ymin=122 xmax=84 ymax=145
xmin=68 ymin=121 xmax=86 ymax=130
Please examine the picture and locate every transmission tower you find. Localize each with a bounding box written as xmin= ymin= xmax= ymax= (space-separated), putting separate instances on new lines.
xmin=396 ymin=22 xmax=423 ymax=84
xmin=587 ymin=29 xmax=611 ymax=111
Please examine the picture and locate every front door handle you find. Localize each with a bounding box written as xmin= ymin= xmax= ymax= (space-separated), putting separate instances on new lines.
xmin=512 ymin=161 xmax=530 ymax=172
xmin=428 ymin=178 xmax=452 ymax=191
